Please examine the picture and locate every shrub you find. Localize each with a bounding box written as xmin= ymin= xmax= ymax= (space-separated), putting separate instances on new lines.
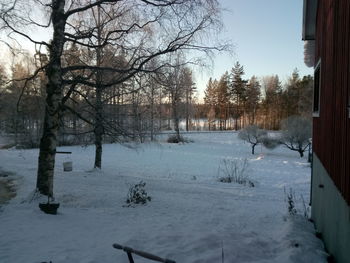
xmin=283 ymin=188 xmax=311 ymax=218
xmin=125 ymin=181 xmax=151 ymax=206
xmin=261 ymin=135 xmax=280 ymax=150
xmin=167 ymin=134 xmax=184 ymax=143
xmin=166 ymin=134 xmax=192 ymax=143
xmin=218 ymin=158 xmax=254 ymax=187
xmin=284 ymin=187 xmax=297 ymax=216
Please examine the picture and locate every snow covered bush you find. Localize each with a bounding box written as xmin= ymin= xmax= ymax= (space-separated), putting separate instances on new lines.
xmin=238 ymin=125 xmax=267 ymax=154
xmin=167 ymin=135 xmax=192 ymax=143
xmin=167 ymin=134 xmax=185 ymax=143
xmin=261 ymin=135 xmax=280 ymax=150
xmin=218 ymin=158 xmax=254 ymax=187
xmin=125 ymin=181 xmax=151 ymax=206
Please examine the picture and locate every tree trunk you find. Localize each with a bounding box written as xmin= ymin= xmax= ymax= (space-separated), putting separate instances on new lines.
xmin=172 ymin=98 xmax=180 ymax=141
xmin=94 ymin=5 xmax=103 ymax=169
xmin=94 ymin=85 xmax=103 ymax=169
xmin=132 ymin=87 xmax=137 ymax=140
xmin=185 ymin=87 xmax=189 ymax=132
xmin=36 ymin=0 xmax=66 ymax=197
xmin=14 ymin=113 xmax=18 ymax=146
xmin=252 ymin=144 xmax=256 ymax=155
xmin=158 ymin=87 xmax=162 ymax=132
xmin=116 ymin=86 xmax=121 ymax=127
xmin=167 ymin=93 xmax=171 ymax=130
xmin=150 ymin=86 xmax=154 ymax=141
xmin=299 ymin=149 xmax=304 ymax=158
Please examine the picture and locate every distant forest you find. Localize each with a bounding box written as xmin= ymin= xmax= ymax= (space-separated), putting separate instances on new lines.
xmin=0 ymin=55 xmax=312 ymax=148
xmin=202 ymin=62 xmax=313 ymax=131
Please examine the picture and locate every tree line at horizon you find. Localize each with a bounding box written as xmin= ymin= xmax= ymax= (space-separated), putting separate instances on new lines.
xmin=201 ymin=62 xmax=313 ymax=131
xmin=0 ymin=58 xmax=313 ymax=147
xmin=0 ymin=50 xmax=196 ymax=146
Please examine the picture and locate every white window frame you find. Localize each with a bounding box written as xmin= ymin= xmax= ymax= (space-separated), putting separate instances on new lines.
xmin=313 ymin=59 xmax=321 ymax=117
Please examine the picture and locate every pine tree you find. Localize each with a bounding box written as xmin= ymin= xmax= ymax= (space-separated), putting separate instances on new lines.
xmin=298 ymin=75 xmax=313 ymax=118
xmin=216 ymin=72 xmax=230 ymax=130
xmin=229 ymin=62 xmax=247 ymax=130
xmin=282 ymin=69 xmax=313 ymax=119
xmin=204 ymin=77 xmax=218 ymax=130
xmin=204 ymin=78 xmax=217 ymax=106
xmin=245 ymin=76 xmax=261 ymax=125
xmin=0 ymin=65 xmax=7 ymax=89
xmin=261 ymin=75 xmax=283 ymax=130
xmin=283 ymin=68 xmax=302 ymax=117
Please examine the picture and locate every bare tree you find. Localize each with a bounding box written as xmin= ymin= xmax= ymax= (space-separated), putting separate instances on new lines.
xmin=1 ymin=0 xmax=227 ymax=196
xmin=279 ymin=116 xmax=311 ymax=157
xmin=238 ymin=125 xmax=267 ymax=155
xmin=160 ymin=57 xmax=184 ymax=142
xmin=133 ymin=68 xmax=164 ymax=141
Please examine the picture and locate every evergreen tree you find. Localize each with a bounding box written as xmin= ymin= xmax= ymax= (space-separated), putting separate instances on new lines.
xmin=230 ymin=61 xmax=247 ymax=130
xmin=0 ymin=65 xmax=7 ymax=89
xmin=261 ymin=75 xmax=283 ymax=130
xmin=283 ymin=68 xmax=302 ymax=118
xmin=245 ymin=76 xmax=261 ymax=125
xmin=282 ymin=69 xmax=313 ymax=119
xmin=217 ymin=72 xmax=230 ymax=130
xmin=204 ymin=78 xmax=217 ymax=106
xmin=298 ymin=75 xmax=313 ymax=118
xmin=204 ymin=77 xmax=218 ymax=130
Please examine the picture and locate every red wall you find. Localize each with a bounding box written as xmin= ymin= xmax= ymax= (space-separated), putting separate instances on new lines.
xmin=313 ymin=0 xmax=350 ymax=205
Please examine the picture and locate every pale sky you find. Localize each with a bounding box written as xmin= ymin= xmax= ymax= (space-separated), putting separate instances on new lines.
xmin=1 ymin=0 xmax=311 ymax=98
xmin=194 ymin=0 xmax=312 ymax=98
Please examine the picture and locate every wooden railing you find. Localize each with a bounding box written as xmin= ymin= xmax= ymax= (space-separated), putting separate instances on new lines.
xmin=113 ymin=243 xmax=176 ymax=263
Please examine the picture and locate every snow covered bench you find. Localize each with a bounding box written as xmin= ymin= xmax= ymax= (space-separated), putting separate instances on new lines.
xmin=113 ymin=243 xmax=176 ymax=263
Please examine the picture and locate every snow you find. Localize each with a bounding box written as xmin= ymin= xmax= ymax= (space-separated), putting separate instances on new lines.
xmin=0 ymin=132 xmax=327 ymax=263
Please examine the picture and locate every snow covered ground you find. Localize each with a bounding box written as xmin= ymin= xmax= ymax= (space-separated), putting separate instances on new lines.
xmin=0 ymin=132 xmax=327 ymax=263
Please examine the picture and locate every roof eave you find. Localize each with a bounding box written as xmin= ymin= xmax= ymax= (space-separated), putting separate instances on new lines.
xmin=302 ymin=0 xmax=318 ymax=40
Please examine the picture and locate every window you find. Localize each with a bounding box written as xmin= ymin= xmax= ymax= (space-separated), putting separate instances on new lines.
xmin=313 ymin=59 xmax=321 ymax=117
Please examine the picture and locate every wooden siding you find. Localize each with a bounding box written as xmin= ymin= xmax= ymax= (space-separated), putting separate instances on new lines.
xmin=313 ymin=0 xmax=350 ymax=205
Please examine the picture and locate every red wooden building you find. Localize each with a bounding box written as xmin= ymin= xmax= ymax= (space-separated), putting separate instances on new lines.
xmin=303 ymin=1 xmax=350 ymax=262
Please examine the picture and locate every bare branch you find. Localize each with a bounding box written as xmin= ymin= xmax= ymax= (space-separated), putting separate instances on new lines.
xmin=0 ymin=14 xmax=50 ymax=47
xmin=62 ymin=104 xmax=94 ymax=125
xmin=65 ymin=0 xmax=121 ymax=18
xmin=11 ymin=64 xmax=48 ymax=113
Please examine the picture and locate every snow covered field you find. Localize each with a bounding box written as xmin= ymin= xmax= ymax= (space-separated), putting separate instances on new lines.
xmin=0 ymin=132 xmax=327 ymax=263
